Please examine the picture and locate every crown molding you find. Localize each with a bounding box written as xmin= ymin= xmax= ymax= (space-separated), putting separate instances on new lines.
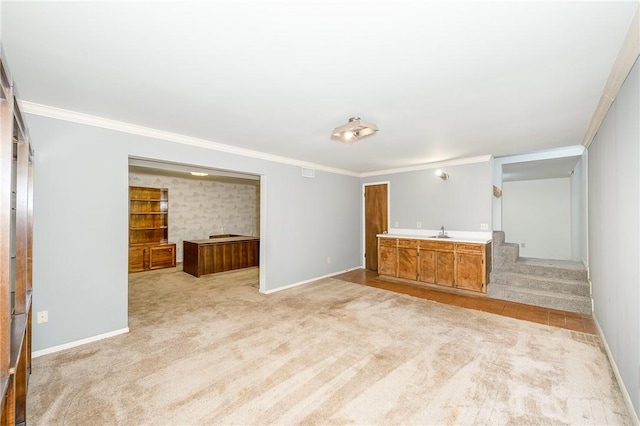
xmin=22 ymin=101 xmax=496 ymax=179
xmin=583 ymin=5 xmax=639 ymax=148
xmin=21 ymin=101 xmax=360 ymax=178
xmin=360 ymin=155 xmax=493 ymax=178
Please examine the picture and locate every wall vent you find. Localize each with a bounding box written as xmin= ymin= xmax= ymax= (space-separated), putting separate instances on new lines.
xmin=301 ymin=167 xmax=316 ymax=178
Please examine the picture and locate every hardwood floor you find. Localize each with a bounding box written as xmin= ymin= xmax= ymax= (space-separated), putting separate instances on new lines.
xmin=335 ymin=269 xmax=597 ymax=335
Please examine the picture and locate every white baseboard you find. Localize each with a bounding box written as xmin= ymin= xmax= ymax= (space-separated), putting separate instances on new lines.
xmin=32 ymin=327 xmax=130 ymax=358
xmin=593 ymin=316 xmax=639 ymax=424
xmin=260 ymin=266 xmax=362 ymax=294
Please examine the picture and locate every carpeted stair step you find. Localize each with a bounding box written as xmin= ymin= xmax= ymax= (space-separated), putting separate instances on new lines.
xmin=493 ymin=230 xmax=506 ymax=245
xmin=493 ymin=242 xmax=520 ymax=268
xmin=508 ymin=257 xmax=587 ymax=281
xmin=488 ymin=283 xmax=592 ymax=315
xmin=491 ymin=231 xmax=520 ymax=268
xmin=490 ymin=271 xmax=590 ymax=297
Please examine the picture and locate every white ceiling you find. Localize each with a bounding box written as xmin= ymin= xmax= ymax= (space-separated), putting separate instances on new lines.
xmin=2 ymin=1 xmax=637 ymax=174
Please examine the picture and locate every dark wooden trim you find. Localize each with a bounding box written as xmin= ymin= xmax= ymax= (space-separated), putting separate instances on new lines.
xmin=8 ymin=314 xmax=26 ymax=375
xmin=1 ymin=49 xmax=33 ymax=425
xmin=0 ymin=64 xmax=13 ymax=382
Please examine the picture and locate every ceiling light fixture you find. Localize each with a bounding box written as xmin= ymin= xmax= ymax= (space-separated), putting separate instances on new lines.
xmin=190 ymin=172 xmax=208 ymax=177
xmin=435 ymin=169 xmax=449 ymax=180
xmin=331 ymin=117 xmax=378 ymax=142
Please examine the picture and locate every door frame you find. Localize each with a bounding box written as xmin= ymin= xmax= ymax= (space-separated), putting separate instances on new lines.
xmin=362 ymin=181 xmax=391 ymax=269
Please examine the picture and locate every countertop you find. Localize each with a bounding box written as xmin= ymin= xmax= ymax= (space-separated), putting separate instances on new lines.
xmin=377 ymin=230 xmax=492 ymax=244
xmin=184 ymin=236 xmax=260 ymax=245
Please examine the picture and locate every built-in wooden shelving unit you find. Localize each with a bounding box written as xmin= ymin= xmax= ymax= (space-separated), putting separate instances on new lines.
xmin=1 ymin=45 xmax=34 ymax=426
xmin=128 ymin=186 xmax=176 ymax=272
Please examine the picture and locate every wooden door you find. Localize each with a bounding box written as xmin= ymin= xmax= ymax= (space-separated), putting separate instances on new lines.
xmin=364 ymin=184 xmax=388 ymax=271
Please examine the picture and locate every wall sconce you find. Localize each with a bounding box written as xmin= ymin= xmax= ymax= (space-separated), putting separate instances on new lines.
xmin=435 ymin=169 xmax=449 ymax=180
xmin=190 ymin=172 xmax=209 ymax=177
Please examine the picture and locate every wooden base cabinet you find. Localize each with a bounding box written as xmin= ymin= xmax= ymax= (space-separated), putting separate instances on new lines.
xmin=128 ymin=243 xmax=176 ymax=273
xmin=378 ymin=238 xmax=398 ymax=277
xmin=455 ymin=243 xmax=491 ymax=292
xmin=378 ymin=237 xmax=491 ymax=293
xmin=397 ymin=239 xmax=418 ymax=281
xmin=419 ymin=241 xmax=454 ymax=287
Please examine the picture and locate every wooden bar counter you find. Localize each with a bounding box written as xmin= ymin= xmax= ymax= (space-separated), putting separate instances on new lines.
xmin=183 ymin=236 xmax=259 ymax=277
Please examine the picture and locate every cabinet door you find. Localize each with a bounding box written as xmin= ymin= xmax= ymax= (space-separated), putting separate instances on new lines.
xmin=435 ymin=251 xmax=454 ymax=286
xmin=418 ymin=249 xmax=436 ymax=283
xmin=128 ymin=246 xmax=147 ymax=273
xmin=398 ymin=247 xmax=418 ymax=280
xmin=455 ymin=253 xmax=484 ymax=292
xmin=149 ymin=244 xmax=175 ymax=270
xmin=378 ymin=245 xmax=397 ymax=277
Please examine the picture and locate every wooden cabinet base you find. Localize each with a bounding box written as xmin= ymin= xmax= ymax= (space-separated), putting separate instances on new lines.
xmin=378 ymin=237 xmax=491 ymax=294
xmin=183 ymin=238 xmax=259 ymax=277
xmin=129 ymin=243 xmax=176 ymax=273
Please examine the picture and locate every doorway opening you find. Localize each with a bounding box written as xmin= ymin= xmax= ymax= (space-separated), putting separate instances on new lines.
xmin=126 ymin=157 xmax=263 ymax=290
xmin=494 ymin=152 xmax=586 ymax=263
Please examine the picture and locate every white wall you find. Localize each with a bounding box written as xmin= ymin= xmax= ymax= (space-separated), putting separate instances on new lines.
xmin=503 ymin=178 xmax=571 ymax=260
xmin=588 ymin=57 xmax=639 ymax=417
xmin=129 ymin=172 xmax=259 ymax=262
xmin=28 ymin=114 xmax=362 ymax=352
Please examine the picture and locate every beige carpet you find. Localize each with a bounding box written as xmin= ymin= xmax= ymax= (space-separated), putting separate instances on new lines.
xmin=28 ymin=267 xmax=632 ymax=425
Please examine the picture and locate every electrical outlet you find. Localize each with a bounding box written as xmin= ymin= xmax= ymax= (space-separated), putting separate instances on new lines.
xmin=520 ymin=242 xmax=526 ymax=248
xmin=327 ymin=256 xmax=332 ymax=264
xmin=394 ymin=222 xmax=399 ymax=227
xmin=416 ymin=221 xmax=422 ymax=228
xmin=480 ymin=223 xmax=489 ymax=230
xmin=37 ymin=310 xmax=48 ymax=324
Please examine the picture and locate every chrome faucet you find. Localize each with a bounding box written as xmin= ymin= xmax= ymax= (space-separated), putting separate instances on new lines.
xmin=439 ymin=226 xmax=446 ymax=237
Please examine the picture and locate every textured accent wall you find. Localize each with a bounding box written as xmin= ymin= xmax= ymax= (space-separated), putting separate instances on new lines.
xmin=129 ymin=172 xmax=259 ymax=261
